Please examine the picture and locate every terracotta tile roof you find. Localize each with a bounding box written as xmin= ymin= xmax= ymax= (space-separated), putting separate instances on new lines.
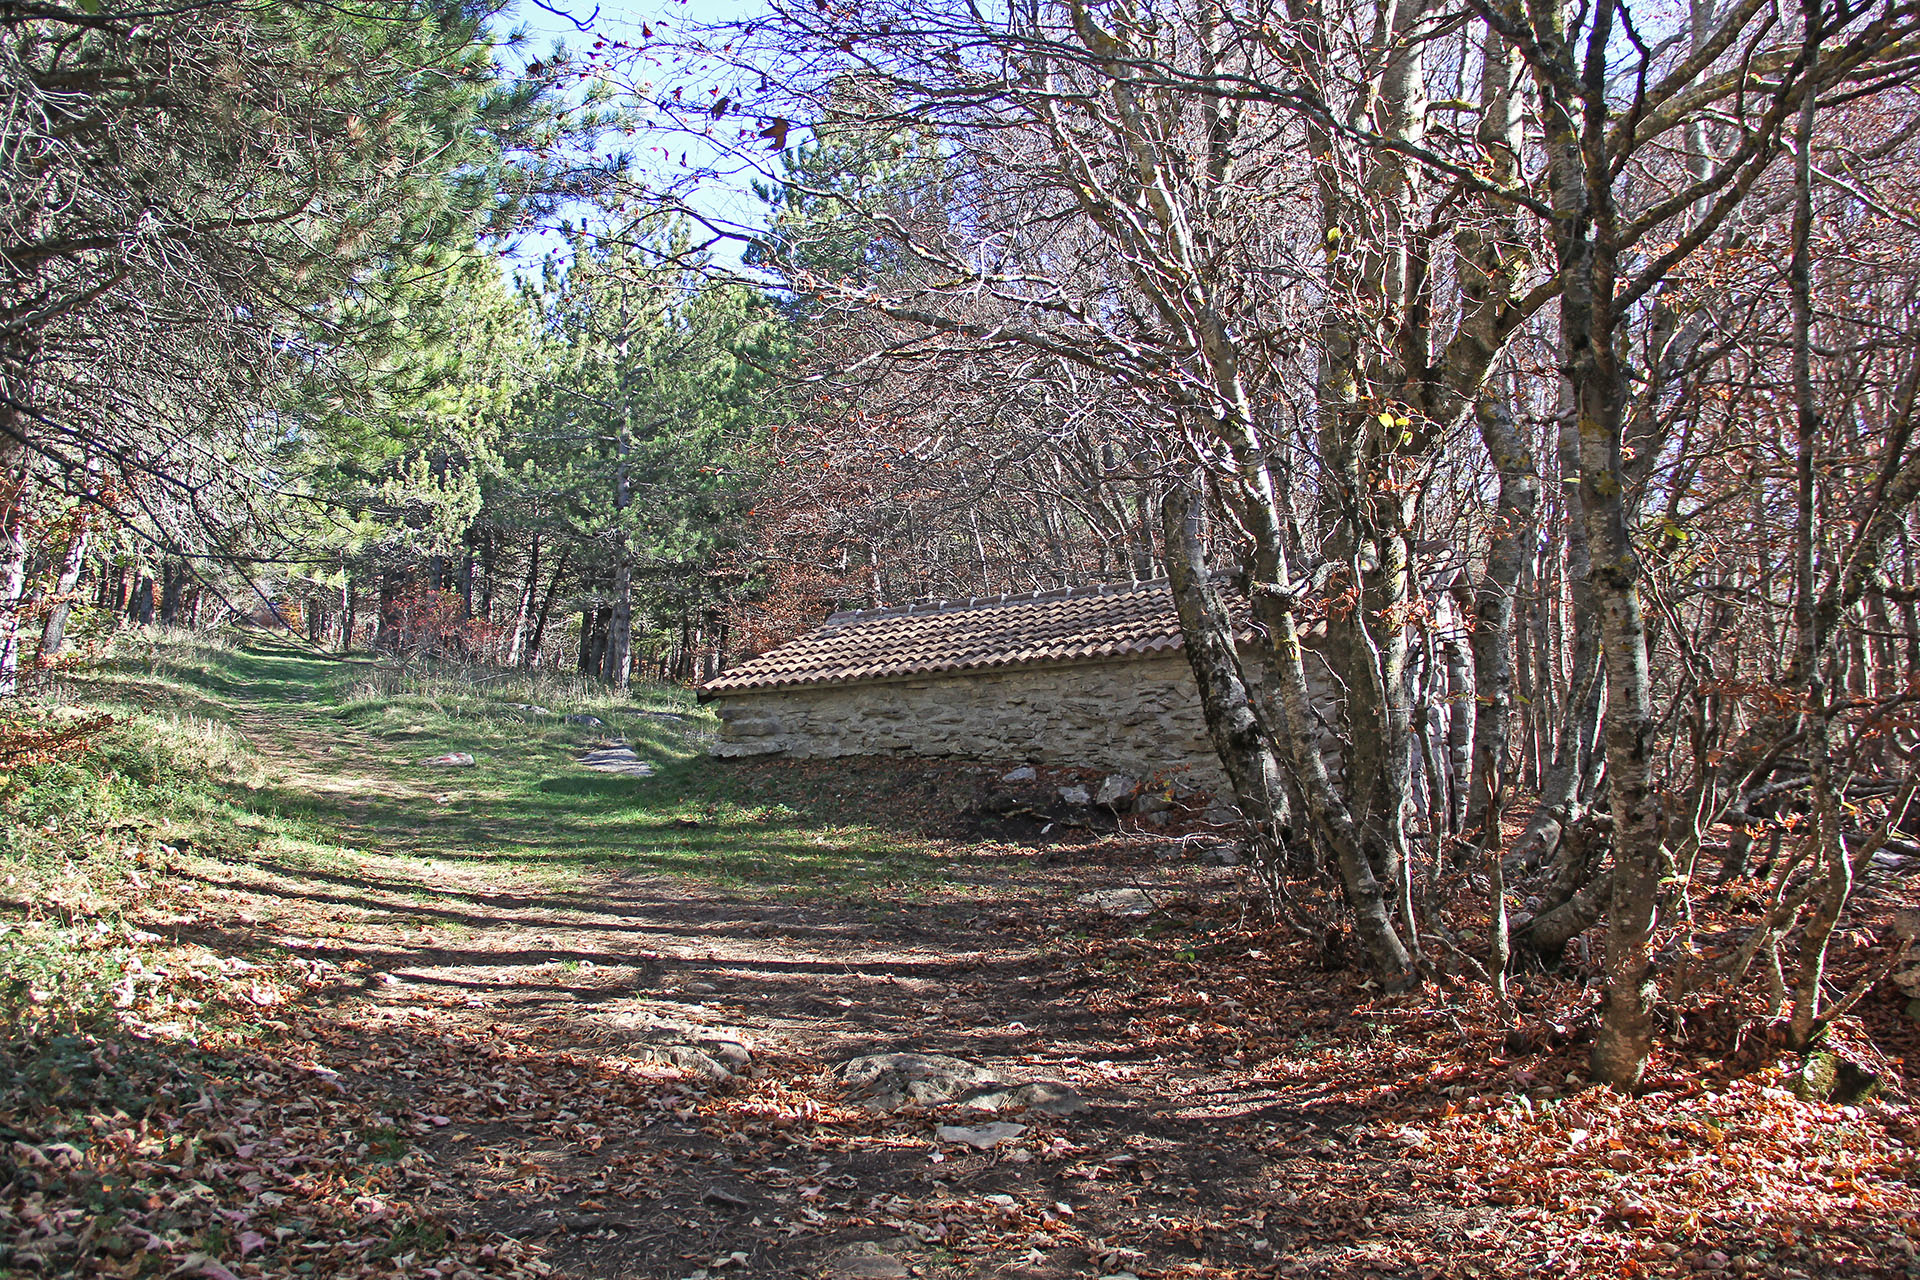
xmin=702 ymin=579 xmax=1197 ymax=695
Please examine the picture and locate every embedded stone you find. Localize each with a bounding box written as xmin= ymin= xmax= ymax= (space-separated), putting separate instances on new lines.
xmin=1076 ymin=888 xmax=1155 ymax=916
xmin=578 ymin=744 xmax=654 ymax=777
xmin=961 ymin=1081 xmax=1086 ymax=1115
xmin=935 ymin=1121 xmax=1026 ymax=1150
xmin=595 ymin=1012 xmax=753 ymax=1083
xmin=833 ymin=1053 xmax=1003 ymax=1111
xmin=1198 ymin=844 xmax=1244 ymax=867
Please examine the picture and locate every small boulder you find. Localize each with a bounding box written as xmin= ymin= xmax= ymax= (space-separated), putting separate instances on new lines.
xmin=833 ymin=1053 xmax=1085 ymax=1116
xmin=420 ymin=752 xmax=475 ymax=767
xmin=961 ymin=1081 xmax=1086 ymax=1115
xmin=1001 ymin=765 xmax=1038 ymax=782
xmin=1094 ymin=774 xmax=1138 ymax=808
xmin=1059 ymin=785 xmax=1092 ymax=806
xmin=980 ymin=790 xmax=1025 ymax=815
xmin=935 ymin=1121 xmax=1026 ymax=1150
xmin=1076 ymin=888 xmax=1155 ymax=916
xmin=1797 ymin=1046 xmax=1884 ymax=1104
xmin=1202 ymin=804 xmax=1241 ymax=826
xmin=1887 ymin=913 xmax=1919 ymax=999
xmin=1892 ymin=955 xmax=1920 ymax=999
xmin=565 ymin=713 xmax=605 ymax=727
xmin=578 ymin=744 xmax=654 ymax=777
xmin=834 ymin=1053 xmax=1004 ymax=1112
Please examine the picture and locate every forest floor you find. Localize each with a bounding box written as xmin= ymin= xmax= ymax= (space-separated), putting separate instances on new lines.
xmin=4 ymin=639 xmax=1919 ymax=1280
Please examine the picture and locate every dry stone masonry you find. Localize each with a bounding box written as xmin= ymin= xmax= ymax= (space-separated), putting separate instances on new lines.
xmin=709 ymin=654 xmax=1233 ymax=789
xmin=700 ymin=581 xmax=1329 ymax=786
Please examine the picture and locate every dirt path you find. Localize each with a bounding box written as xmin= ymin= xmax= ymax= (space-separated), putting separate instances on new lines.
xmin=176 ymin=651 xmax=1366 ymax=1280
xmin=221 ymin=660 xmax=1068 ymax=1068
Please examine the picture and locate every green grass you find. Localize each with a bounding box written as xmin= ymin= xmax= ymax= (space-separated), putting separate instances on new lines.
xmin=0 ymin=627 xmax=958 ymax=1053
xmin=309 ymin=648 xmax=945 ymax=895
xmin=10 ymin=629 xmax=950 ymax=921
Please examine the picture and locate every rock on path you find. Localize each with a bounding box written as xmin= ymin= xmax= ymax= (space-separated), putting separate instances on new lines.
xmin=591 ymin=1010 xmax=753 ymax=1081
xmin=577 ymin=743 xmax=655 ymax=777
xmin=832 ymin=1052 xmax=1086 ymax=1115
xmin=1076 ymin=887 xmax=1156 ymax=916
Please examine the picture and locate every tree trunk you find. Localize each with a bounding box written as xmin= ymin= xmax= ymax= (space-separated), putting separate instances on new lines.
xmin=1441 ymin=605 xmax=1474 ymax=835
xmin=159 ymin=560 xmax=185 ymax=626
xmin=527 ymin=546 xmax=569 ymax=670
xmin=375 ymin=572 xmax=397 ymax=652
xmin=458 ymin=547 xmax=475 ymax=620
xmin=606 ymin=410 xmax=634 ymax=688
xmin=1784 ymin=40 xmax=1846 ymax=1050
xmin=1228 ymin=446 xmax=1417 ymax=987
xmin=1545 ymin=48 xmax=1667 ymax=1086
xmin=37 ymin=520 xmax=90 ymax=661
xmin=1518 ymin=360 xmax=1607 ymax=861
xmin=0 ymin=472 xmax=30 ymax=696
xmin=1160 ymin=484 xmax=1296 ymax=869
xmin=508 ymin=531 xmax=540 ymax=668
xmin=1466 ymin=390 xmax=1540 ymax=834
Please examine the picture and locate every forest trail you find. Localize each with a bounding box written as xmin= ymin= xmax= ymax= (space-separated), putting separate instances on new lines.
xmin=195 ymin=646 xmax=1325 ymax=1280
xmin=217 ymin=645 xmax=1063 ymax=1066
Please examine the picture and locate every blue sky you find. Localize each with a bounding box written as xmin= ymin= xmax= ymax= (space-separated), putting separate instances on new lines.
xmin=508 ymin=0 xmax=648 ymax=50
xmin=499 ymin=0 xmax=771 ymax=275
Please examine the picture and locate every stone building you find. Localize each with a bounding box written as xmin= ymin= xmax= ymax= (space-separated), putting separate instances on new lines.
xmin=699 ymin=580 xmax=1258 ymax=788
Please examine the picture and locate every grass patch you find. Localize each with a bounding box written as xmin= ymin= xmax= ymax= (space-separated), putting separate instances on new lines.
xmin=1 ymin=629 xmax=958 ymax=1036
xmin=320 ymin=650 xmax=949 ymax=895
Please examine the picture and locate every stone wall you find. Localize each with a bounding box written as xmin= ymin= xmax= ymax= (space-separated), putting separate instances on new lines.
xmin=705 ymin=654 xmax=1235 ymax=788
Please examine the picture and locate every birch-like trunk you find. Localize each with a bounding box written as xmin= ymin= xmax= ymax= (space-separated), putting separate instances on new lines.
xmin=1784 ymin=16 xmax=1846 ymax=1049
xmin=1161 ymin=482 xmax=1296 ymax=869
xmin=0 ymin=472 xmax=29 ymax=697
xmin=1529 ymin=0 xmax=1667 ymax=1086
xmin=36 ymin=519 xmax=89 ymax=661
xmin=508 ymin=531 xmax=541 ymax=669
